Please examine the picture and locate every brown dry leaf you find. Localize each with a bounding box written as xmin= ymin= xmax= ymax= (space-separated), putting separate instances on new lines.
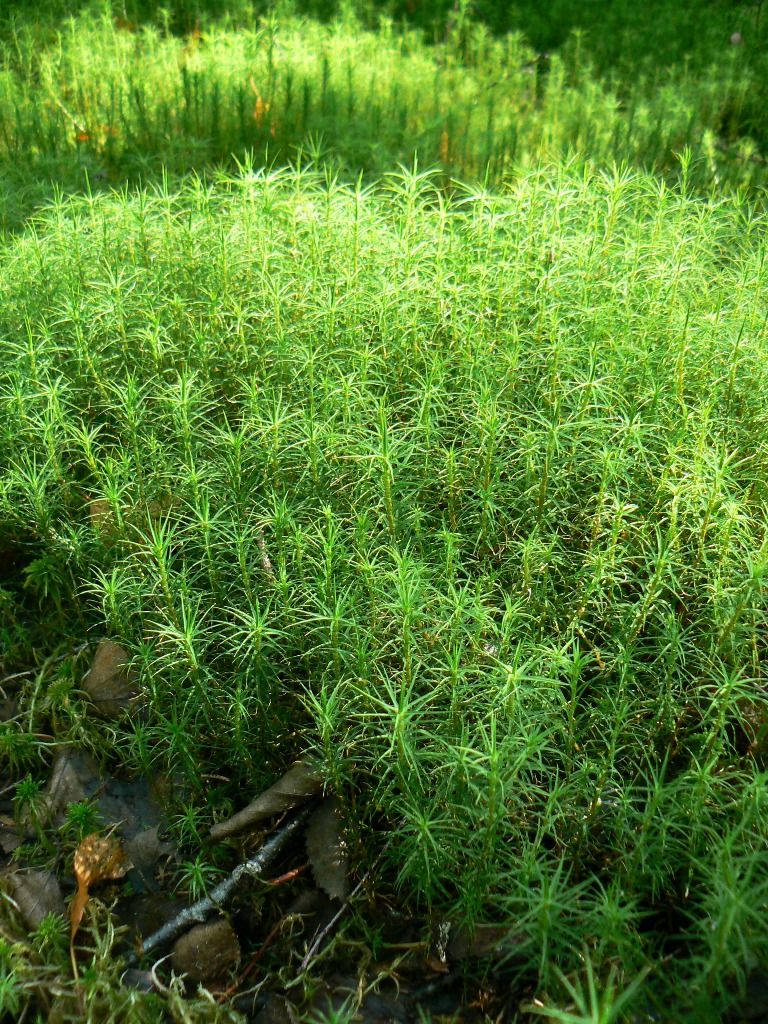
xmin=210 ymin=761 xmax=322 ymax=842
xmin=82 ymin=640 xmax=142 ymax=718
xmin=43 ymin=747 xmax=168 ymax=845
xmin=43 ymin=748 xmax=102 ymax=828
xmin=0 ymin=816 xmax=23 ymax=854
xmin=305 ymin=797 xmax=349 ymax=901
xmin=4 ymin=869 xmax=65 ymax=930
xmin=70 ymin=833 xmax=131 ymax=938
xmin=87 ymin=498 xmax=116 ymax=537
xmin=125 ymin=826 xmax=175 ymax=892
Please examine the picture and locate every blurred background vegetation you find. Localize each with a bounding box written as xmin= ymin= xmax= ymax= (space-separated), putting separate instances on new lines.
xmin=0 ymin=0 xmax=765 ymax=237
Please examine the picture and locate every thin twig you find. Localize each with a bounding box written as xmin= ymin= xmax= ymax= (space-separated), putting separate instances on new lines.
xmin=215 ymin=864 xmax=309 ymax=1002
xmin=298 ymin=870 xmax=369 ymax=974
xmin=131 ymin=806 xmax=313 ymax=963
xmin=216 ymin=916 xmax=283 ymax=1002
xmin=268 ymin=863 xmax=309 ymax=887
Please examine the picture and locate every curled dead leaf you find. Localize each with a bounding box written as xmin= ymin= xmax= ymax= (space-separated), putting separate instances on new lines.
xmin=210 ymin=760 xmax=322 ymax=842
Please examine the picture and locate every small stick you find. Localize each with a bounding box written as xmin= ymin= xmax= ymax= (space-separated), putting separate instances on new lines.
xmin=268 ymin=864 xmax=309 ymax=887
xmin=298 ymin=871 xmax=369 ymax=974
xmin=215 ymin=863 xmax=309 ymax=1002
xmin=216 ymin=917 xmax=283 ymax=1002
xmin=132 ymin=806 xmax=313 ymax=962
